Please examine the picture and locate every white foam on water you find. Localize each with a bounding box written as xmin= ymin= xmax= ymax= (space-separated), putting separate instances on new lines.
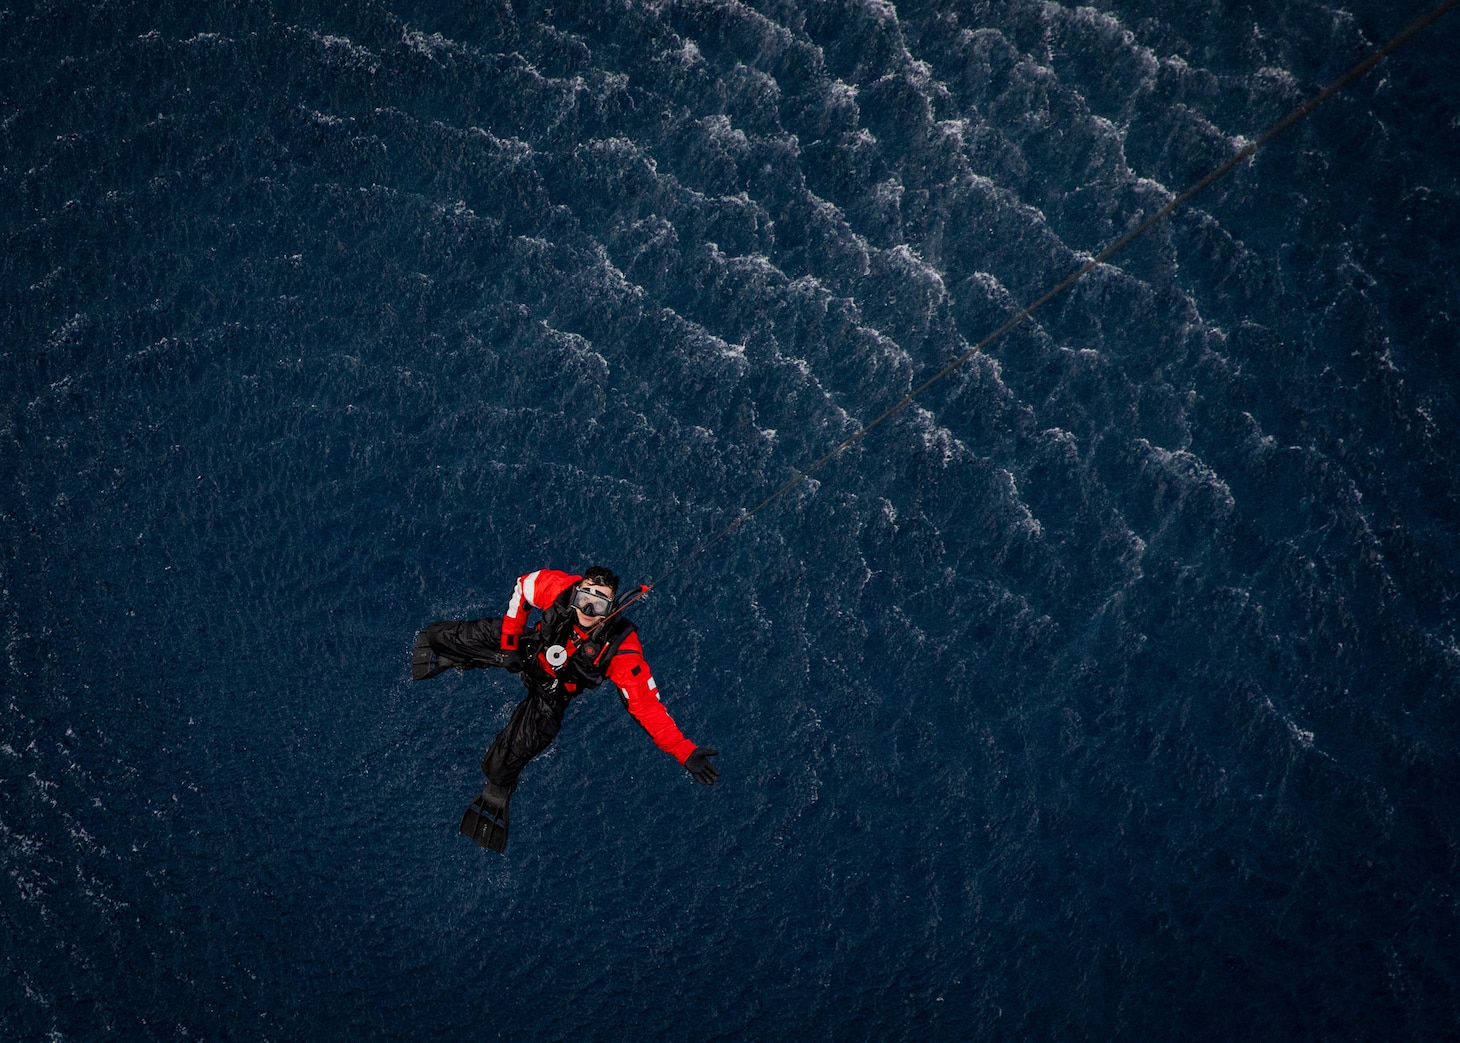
xmin=679 ymin=323 xmax=751 ymax=370
xmin=401 ymin=28 xmax=466 ymax=62
xmin=672 ymin=37 xmax=703 ymax=69
xmin=305 ymin=108 xmax=346 ymax=128
xmin=886 ymin=243 xmax=948 ymax=302
xmin=906 ymin=405 xmax=969 ymax=468
xmin=584 ymin=243 xmax=647 ymax=304
xmin=861 ymin=0 xmax=900 ymax=24
xmin=313 ymin=31 xmax=380 ymax=73
xmin=828 ymin=78 xmax=859 ymax=109
xmin=1133 ymin=440 xmax=1235 ymax=517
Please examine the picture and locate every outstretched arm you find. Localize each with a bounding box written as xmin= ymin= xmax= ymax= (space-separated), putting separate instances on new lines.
xmin=606 ymin=633 xmax=699 ymax=766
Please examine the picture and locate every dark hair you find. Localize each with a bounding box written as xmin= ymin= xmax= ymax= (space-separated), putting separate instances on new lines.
xmin=582 ymin=565 xmax=620 ymax=594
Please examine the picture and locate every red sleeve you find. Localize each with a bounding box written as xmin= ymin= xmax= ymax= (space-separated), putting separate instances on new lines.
xmin=607 ymin=632 xmax=697 ymax=765
xmin=500 ymin=569 xmax=580 ymax=651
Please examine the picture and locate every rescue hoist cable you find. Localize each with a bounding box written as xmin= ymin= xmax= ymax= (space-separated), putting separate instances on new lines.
xmin=621 ymin=0 xmax=1457 ymax=607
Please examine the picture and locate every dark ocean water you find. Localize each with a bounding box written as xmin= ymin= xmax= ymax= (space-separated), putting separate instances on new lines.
xmin=3 ymin=0 xmax=1458 ymax=1039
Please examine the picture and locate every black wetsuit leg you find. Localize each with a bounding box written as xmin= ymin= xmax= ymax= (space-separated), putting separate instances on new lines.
xmin=480 ymin=683 xmax=565 ymax=792
xmin=412 ymin=617 xmax=505 ymax=679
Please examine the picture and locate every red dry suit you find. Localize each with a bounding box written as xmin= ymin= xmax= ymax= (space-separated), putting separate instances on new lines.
xmin=500 ymin=568 xmax=697 ymax=765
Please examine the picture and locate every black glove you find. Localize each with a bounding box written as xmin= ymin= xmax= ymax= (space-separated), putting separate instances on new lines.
xmin=499 ymin=649 xmax=523 ymax=673
xmin=685 ymin=747 xmax=720 ymax=786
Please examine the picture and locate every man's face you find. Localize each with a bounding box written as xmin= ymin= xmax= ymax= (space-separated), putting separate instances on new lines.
xmin=572 ymin=581 xmax=615 ymax=628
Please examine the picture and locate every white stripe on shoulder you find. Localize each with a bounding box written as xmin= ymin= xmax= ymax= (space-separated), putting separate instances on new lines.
xmin=523 ymin=569 xmax=541 ymax=606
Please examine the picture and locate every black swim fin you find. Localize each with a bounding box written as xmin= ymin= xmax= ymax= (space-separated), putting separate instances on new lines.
xmin=412 ymin=631 xmax=455 ymax=681
xmin=459 ymin=784 xmax=511 ymax=853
